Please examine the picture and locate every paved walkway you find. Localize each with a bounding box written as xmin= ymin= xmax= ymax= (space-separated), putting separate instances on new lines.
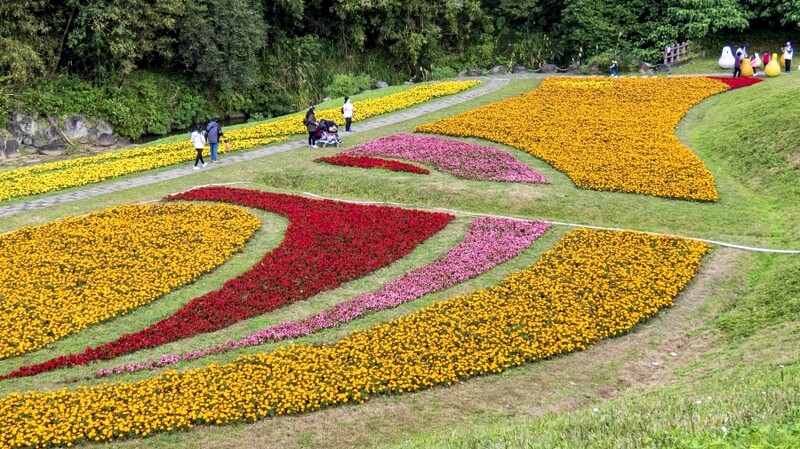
xmin=0 ymin=78 xmax=508 ymax=218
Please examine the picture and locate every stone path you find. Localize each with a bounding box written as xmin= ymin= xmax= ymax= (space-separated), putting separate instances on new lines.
xmin=0 ymin=78 xmax=508 ymax=218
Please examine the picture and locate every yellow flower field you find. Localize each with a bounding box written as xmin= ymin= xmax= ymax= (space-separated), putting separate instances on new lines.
xmin=0 ymin=136 xmax=287 ymax=202
xmin=415 ymin=77 xmax=729 ymax=201
xmin=238 ymin=80 xmax=481 ymax=139
xmin=0 ymin=204 xmax=261 ymax=360
xmin=0 ymin=80 xmax=479 ymax=203
xmin=0 ymin=229 xmax=708 ymax=448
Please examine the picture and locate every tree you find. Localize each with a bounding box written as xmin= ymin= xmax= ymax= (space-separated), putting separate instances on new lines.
xmin=0 ymin=0 xmax=55 ymax=83
xmin=668 ymin=0 xmax=749 ymax=39
xmin=177 ymin=0 xmax=267 ymax=93
xmin=333 ymin=0 xmax=486 ymax=72
xmin=66 ymin=0 xmax=181 ymax=83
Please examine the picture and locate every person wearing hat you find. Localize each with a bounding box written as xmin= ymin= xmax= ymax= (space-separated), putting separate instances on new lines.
xmin=304 ymin=104 xmax=317 ymax=147
xmin=783 ymin=41 xmax=794 ymax=72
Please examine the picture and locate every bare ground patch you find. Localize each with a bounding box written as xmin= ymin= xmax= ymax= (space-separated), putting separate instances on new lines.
xmin=788 ymin=152 xmax=800 ymax=169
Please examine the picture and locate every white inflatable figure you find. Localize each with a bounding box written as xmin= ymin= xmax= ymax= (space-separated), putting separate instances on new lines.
xmin=719 ymin=46 xmax=735 ymax=69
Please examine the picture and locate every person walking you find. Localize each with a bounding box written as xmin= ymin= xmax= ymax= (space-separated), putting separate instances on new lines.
xmin=750 ymin=53 xmax=759 ymax=76
xmin=190 ymin=125 xmax=208 ymax=170
xmin=205 ymin=118 xmax=223 ymax=162
xmin=304 ymin=105 xmax=317 ymax=147
xmin=342 ymin=96 xmax=355 ymax=132
xmin=609 ymin=59 xmax=619 ymax=77
xmin=783 ymin=41 xmax=793 ymax=72
xmin=733 ymin=49 xmax=742 ymax=77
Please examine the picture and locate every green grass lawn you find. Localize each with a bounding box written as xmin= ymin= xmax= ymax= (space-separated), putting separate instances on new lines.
xmin=666 ymin=56 xmax=733 ymax=75
xmin=0 ymin=72 xmax=798 ymax=449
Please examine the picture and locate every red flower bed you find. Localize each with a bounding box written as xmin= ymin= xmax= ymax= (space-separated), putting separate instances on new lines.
xmin=707 ymin=76 xmax=763 ymax=89
xmin=2 ymin=187 xmax=453 ymax=379
xmin=316 ymin=155 xmax=430 ymax=174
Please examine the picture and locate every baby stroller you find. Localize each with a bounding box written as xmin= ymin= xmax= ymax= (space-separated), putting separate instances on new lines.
xmin=315 ymin=119 xmax=342 ymax=148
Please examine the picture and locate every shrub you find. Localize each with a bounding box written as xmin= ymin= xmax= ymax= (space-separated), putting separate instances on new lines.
xmin=249 ymin=90 xmax=294 ymax=119
xmin=459 ymin=41 xmax=496 ymax=69
xmin=430 ymin=66 xmax=458 ymax=80
xmin=12 ymin=72 xmax=213 ymax=140
xmin=585 ymin=50 xmax=637 ymax=74
xmin=325 ymin=73 xmax=372 ymax=98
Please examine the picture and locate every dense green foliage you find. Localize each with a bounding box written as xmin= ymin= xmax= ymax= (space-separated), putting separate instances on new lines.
xmin=16 ymin=73 xmax=212 ymax=139
xmin=1 ymin=0 xmax=799 ymax=138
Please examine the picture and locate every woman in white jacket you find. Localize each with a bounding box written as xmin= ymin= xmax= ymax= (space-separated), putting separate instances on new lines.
xmin=342 ymin=96 xmax=355 ymax=133
xmin=190 ymin=125 xmax=208 ymax=170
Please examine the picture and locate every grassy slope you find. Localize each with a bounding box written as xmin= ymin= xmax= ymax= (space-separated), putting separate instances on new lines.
xmin=368 ymin=75 xmax=800 ymax=448
xmin=0 ymin=75 xmax=797 ymax=448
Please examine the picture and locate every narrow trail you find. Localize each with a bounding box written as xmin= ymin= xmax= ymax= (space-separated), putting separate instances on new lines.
xmin=0 ymin=78 xmax=508 ymax=219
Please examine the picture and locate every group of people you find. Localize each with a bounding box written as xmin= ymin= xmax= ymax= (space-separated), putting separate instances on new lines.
xmin=304 ymin=96 xmax=354 ymax=148
xmin=733 ymin=41 xmax=794 ymax=77
xmin=189 ymin=95 xmax=356 ymax=170
xmin=190 ymin=118 xmax=224 ymax=170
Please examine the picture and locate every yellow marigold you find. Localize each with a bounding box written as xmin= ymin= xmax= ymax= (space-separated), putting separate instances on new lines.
xmin=0 ymin=229 xmax=709 ymax=447
xmin=0 ymin=203 xmax=260 ymax=359
xmin=415 ymin=77 xmax=728 ymax=201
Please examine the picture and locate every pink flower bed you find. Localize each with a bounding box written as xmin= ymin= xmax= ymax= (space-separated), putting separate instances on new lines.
xmin=95 ymin=217 xmax=551 ymax=377
xmin=341 ymin=134 xmax=548 ymax=184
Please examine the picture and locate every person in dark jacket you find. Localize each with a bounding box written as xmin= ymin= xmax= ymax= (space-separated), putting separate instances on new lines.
xmin=304 ymin=105 xmax=317 ymax=147
xmin=205 ymin=118 xmax=223 ymax=162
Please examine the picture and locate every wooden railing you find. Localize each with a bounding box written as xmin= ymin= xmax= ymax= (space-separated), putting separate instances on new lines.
xmin=664 ymin=41 xmax=692 ymax=66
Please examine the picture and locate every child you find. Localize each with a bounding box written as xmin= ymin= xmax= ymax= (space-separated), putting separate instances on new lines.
xmin=750 ymin=53 xmax=759 ymax=76
xmin=610 ymin=59 xmax=619 ymax=77
xmin=190 ymin=125 xmax=207 ymax=170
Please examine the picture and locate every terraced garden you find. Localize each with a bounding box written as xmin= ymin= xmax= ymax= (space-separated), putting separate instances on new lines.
xmin=0 ymin=74 xmax=797 ymax=448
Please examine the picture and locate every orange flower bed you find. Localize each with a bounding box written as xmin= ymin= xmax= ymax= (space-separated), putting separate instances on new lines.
xmin=415 ymin=77 xmax=733 ymax=201
xmin=0 ymin=229 xmax=709 ymax=448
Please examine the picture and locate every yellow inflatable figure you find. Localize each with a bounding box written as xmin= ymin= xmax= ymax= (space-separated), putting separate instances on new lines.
xmin=741 ymin=59 xmax=754 ymax=77
xmin=766 ymin=53 xmax=781 ymax=77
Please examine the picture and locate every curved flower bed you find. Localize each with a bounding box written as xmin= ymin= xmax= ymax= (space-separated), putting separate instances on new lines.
xmin=338 ymin=134 xmax=547 ymax=183
xmin=0 ymin=81 xmax=479 ymax=203
xmin=315 ymin=155 xmax=430 ymax=174
xmin=415 ymin=77 xmax=753 ymax=201
xmin=0 ymin=136 xmax=288 ymax=203
xmin=0 ymin=203 xmax=261 ymax=360
xmin=0 ymin=229 xmax=709 ymax=448
xmin=96 ymin=217 xmax=551 ymax=377
xmin=1 ymin=187 xmax=452 ymax=380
